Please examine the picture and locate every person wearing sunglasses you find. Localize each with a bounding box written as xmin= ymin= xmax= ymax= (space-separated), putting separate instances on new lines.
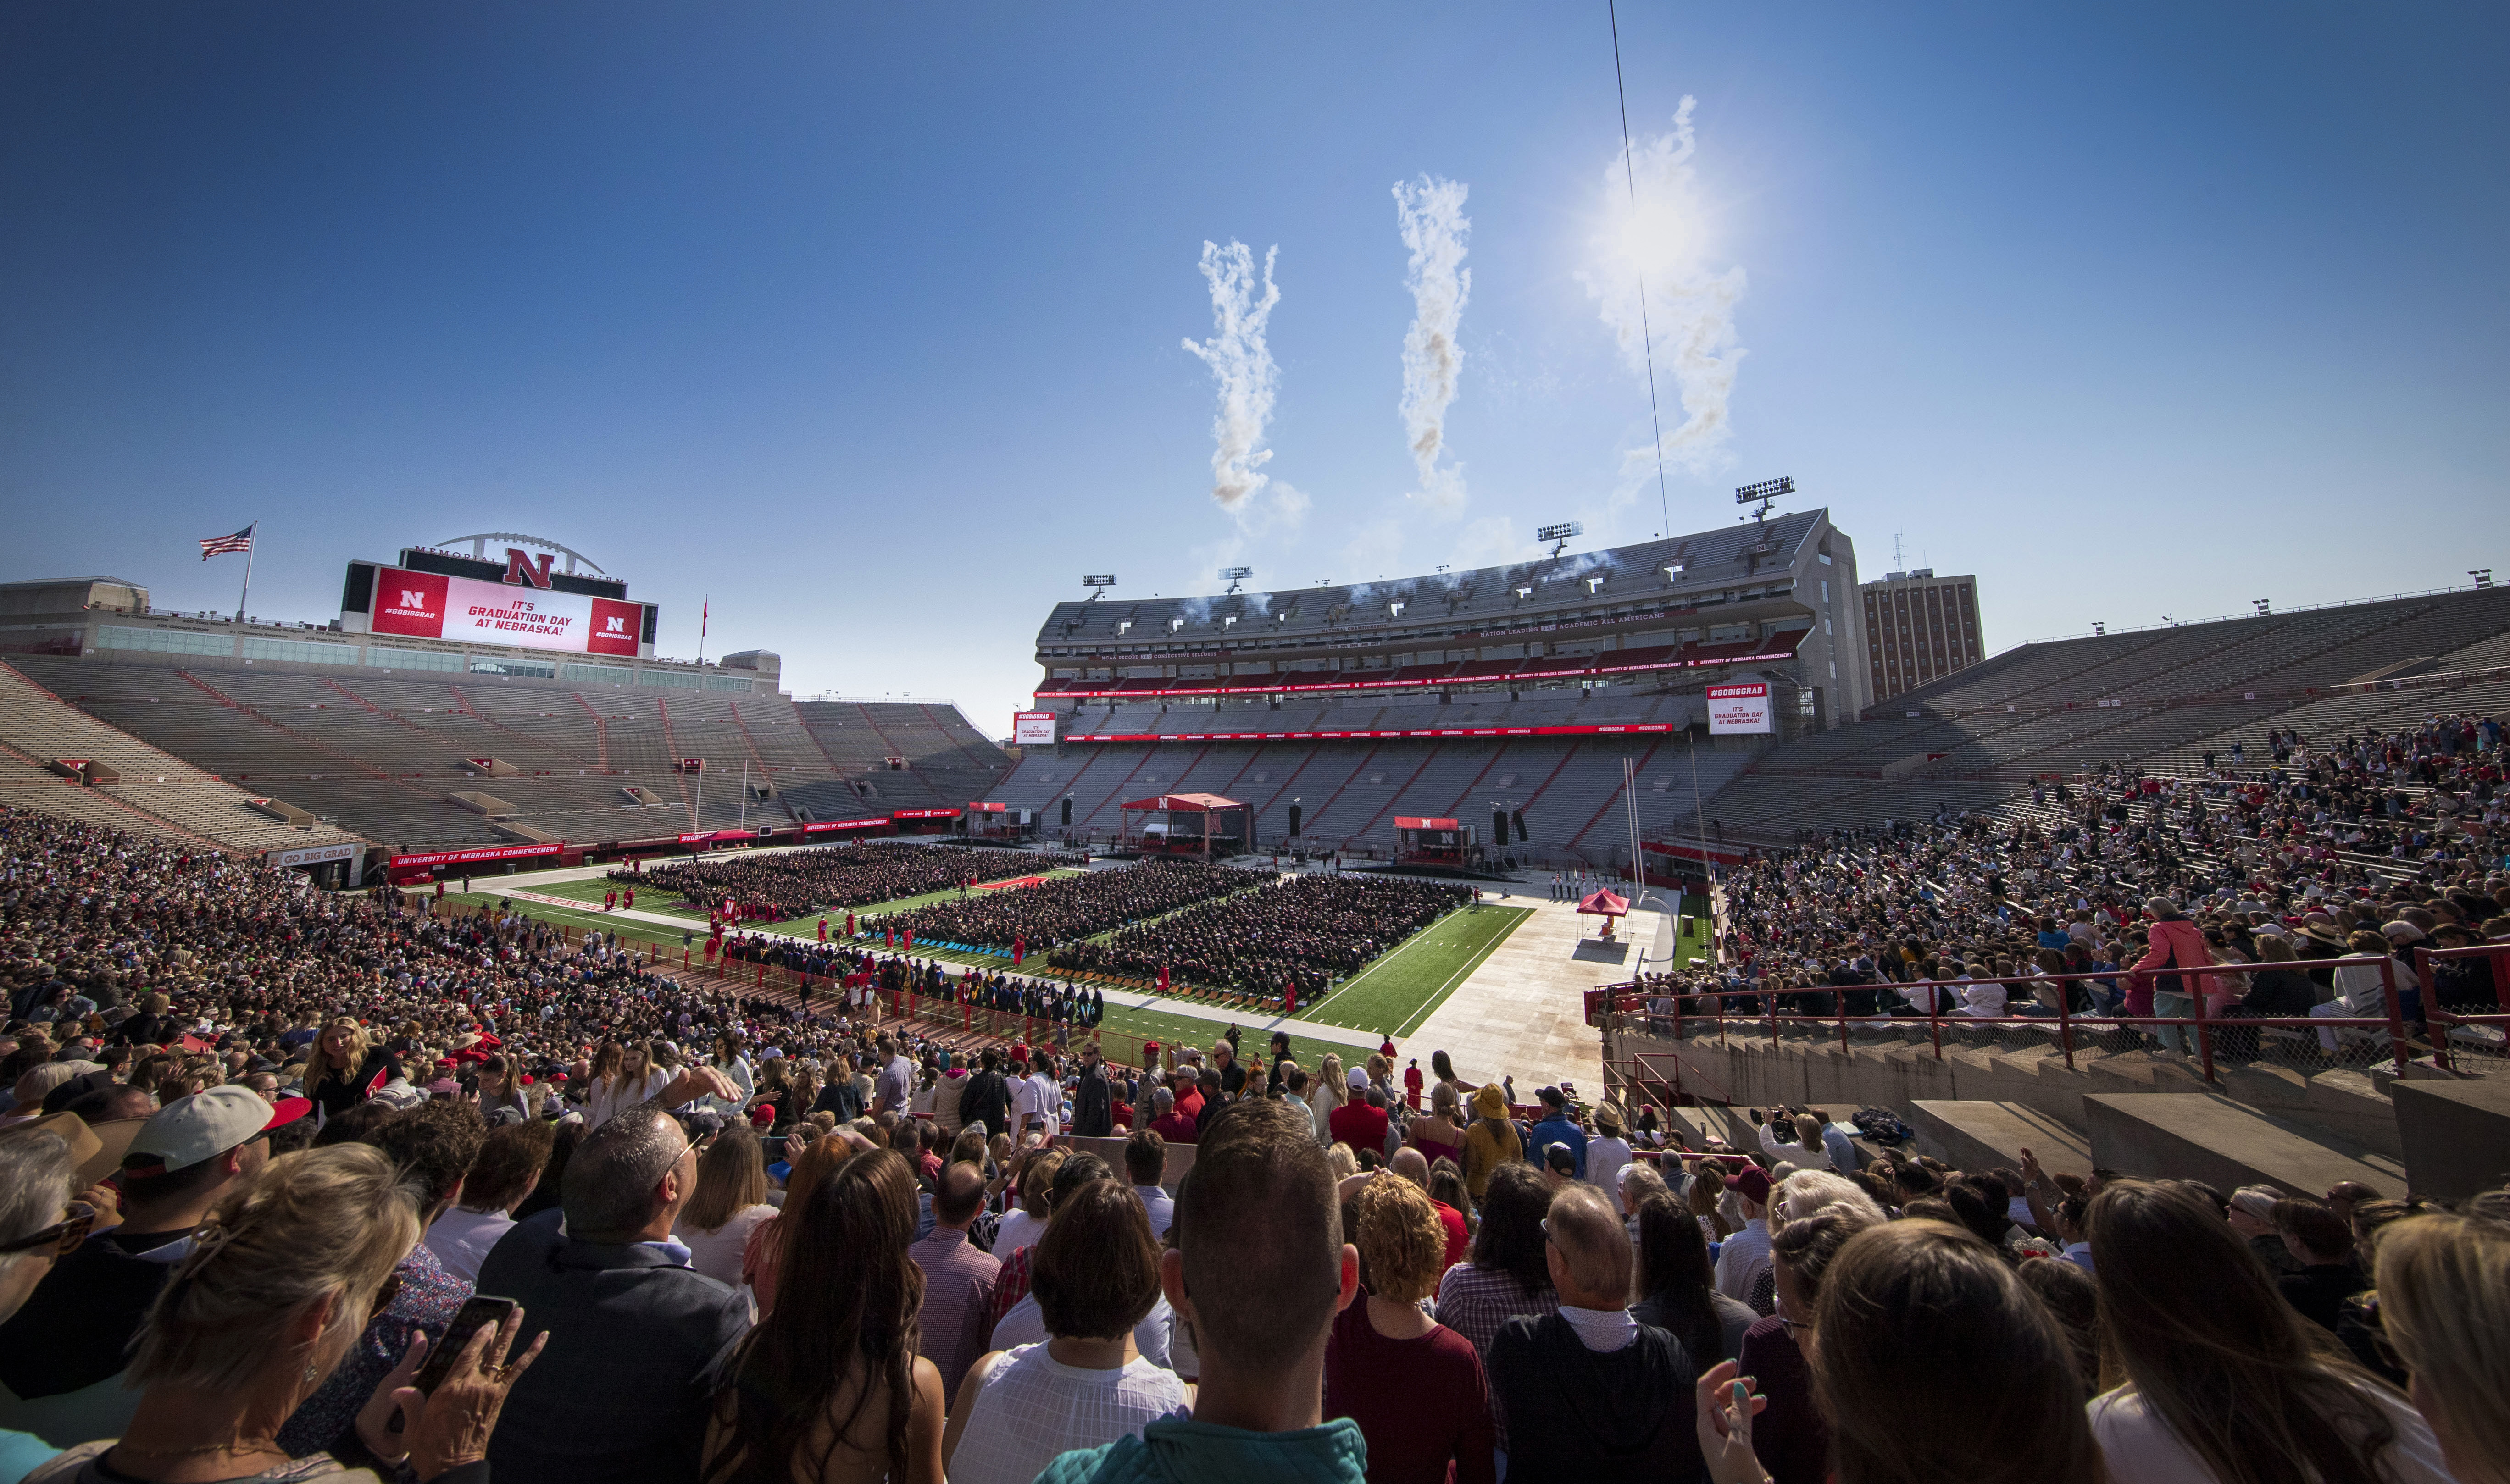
xmin=0 ymin=1086 xmax=305 ymax=1449
xmin=0 ymin=1131 xmax=92 ymax=1483
xmin=22 ymin=1142 xmax=543 ymax=1484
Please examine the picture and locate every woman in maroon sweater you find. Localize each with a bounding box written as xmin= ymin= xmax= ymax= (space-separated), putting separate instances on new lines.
xmin=1325 ymin=1173 xmax=1496 ymax=1484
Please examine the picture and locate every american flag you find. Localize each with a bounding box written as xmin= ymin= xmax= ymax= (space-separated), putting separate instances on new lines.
xmin=199 ymin=525 xmax=255 ymax=560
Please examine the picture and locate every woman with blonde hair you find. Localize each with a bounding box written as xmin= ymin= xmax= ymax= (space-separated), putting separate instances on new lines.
xmin=27 ymin=1145 xmax=541 ymax=1484
xmin=1408 ymin=1080 xmax=1469 ymax=1170
xmin=1312 ymin=1052 xmax=1348 ymax=1145
xmin=992 ymin=1149 xmax=1065 ymax=1258
xmin=2373 ymin=1211 xmax=2510 ymax=1484
xmin=682 ymin=1124 xmax=780 ymax=1296
xmin=587 ymin=1040 xmax=670 ymax=1129
xmin=2082 ymin=1180 xmax=2452 ymax=1484
xmin=1326 ymin=1173 xmax=1494 ymax=1484
xmin=302 ymin=1018 xmax=400 ymax=1125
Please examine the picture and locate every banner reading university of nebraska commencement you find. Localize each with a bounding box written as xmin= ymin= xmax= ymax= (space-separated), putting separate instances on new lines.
xmin=370 ymin=566 xmax=642 ymax=656
xmin=1706 ymin=681 xmax=1773 ymax=735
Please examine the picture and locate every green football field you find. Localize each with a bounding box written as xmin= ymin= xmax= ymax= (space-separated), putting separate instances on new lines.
xmin=1296 ymin=904 xmax=1533 ymax=1038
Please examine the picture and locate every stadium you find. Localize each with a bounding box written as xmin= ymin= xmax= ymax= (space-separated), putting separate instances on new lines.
xmin=7 ymin=501 xmax=2510 ymax=1479
xmin=5 ymin=507 xmax=2505 ymax=1075
xmin=11 ymin=9 xmax=2510 ymax=1482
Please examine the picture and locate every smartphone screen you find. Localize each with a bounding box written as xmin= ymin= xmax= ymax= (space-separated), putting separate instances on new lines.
xmin=410 ymin=1295 xmax=517 ymax=1395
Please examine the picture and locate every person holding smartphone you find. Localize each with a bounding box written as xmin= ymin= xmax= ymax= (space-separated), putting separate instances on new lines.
xmin=22 ymin=1143 xmax=544 ymax=1484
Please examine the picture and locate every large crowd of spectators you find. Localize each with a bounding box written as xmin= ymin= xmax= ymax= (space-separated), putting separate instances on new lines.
xmin=620 ymin=842 xmax=1075 ymax=920
xmin=1638 ymin=719 xmax=2510 ymax=1067
xmin=1051 ymin=873 xmax=1466 ymax=998
xmin=4 ymin=770 xmax=2510 ymax=1484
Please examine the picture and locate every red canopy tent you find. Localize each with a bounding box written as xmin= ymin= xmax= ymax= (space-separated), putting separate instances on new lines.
xmin=1118 ymin=792 xmax=1251 ymax=861
xmin=1575 ymin=888 xmax=1630 ymax=941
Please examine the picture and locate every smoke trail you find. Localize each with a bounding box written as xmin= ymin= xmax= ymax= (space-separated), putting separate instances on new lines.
xmin=1181 ymin=241 xmax=1283 ymax=512
xmin=1394 ymin=176 xmax=1471 ymax=511
xmin=1577 ymin=96 xmax=1746 ymax=478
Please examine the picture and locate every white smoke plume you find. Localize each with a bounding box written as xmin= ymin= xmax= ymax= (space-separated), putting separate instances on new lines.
xmin=1394 ymin=176 xmax=1471 ymax=511
xmin=1578 ymin=96 xmax=1746 ymax=479
xmin=1182 ymin=240 xmax=1283 ymax=512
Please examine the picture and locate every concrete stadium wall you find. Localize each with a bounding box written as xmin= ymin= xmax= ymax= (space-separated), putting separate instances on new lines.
xmin=1601 ymin=1024 xmax=2406 ymax=1160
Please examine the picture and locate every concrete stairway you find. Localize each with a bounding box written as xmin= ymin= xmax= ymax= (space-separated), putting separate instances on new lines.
xmin=1908 ymin=1100 xmax=2094 ymax=1181
xmin=2083 ymin=1093 xmax=2408 ymax=1197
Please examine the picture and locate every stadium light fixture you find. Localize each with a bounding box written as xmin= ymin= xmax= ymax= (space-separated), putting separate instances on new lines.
xmin=1219 ymin=565 xmax=1253 ymax=593
xmin=1082 ymin=574 xmax=1116 ymax=601
xmin=1537 ymin=521 xmax=1583 ymax=557
xmin=1734 ymin=476 xmax=1794 ymax=519
xmin=2472 ymin=569 xmax=2493 ymax=589
xmin=2254 ymin=598 xmax=2271 ymax=616
xmin=2093 ymin=622 xmax=2106 ymax=636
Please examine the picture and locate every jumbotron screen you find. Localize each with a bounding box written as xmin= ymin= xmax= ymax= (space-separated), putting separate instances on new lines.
xmin=369 ymin=565 xmax=644 ymax=656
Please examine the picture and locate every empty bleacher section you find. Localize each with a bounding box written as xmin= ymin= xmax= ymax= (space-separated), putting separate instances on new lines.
xmin=1692 ymin=583 xmax=2510 ymax=842
xmin=0 ymin=653 xmax=1010 ymax=853
xmin=990 ymin=686 xmax=1767 ymax=865
xmin=0 ymin=659 xmax=368 ymax=854
xmin=795 ymin=702 xmax=1013 ymax=811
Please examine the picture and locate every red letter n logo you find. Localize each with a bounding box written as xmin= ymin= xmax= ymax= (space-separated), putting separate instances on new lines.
xmin=503 ymin=548 xmax=555 ymax=588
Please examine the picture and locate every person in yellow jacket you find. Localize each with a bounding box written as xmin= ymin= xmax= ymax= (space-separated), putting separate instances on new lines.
xmin=1460 ymin=1082 xmax=1525 ymax=1204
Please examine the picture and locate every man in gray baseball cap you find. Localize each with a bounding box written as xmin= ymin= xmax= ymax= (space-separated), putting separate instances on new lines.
xmin=0 ymin=1086 xmax=305 ymax=1444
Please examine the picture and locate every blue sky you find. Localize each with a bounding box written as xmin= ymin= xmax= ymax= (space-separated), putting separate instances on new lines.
xmin=4 ymin=3 xmax=2503 ymax=734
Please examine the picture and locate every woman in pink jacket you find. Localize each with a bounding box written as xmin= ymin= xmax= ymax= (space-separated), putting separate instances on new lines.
xmin=2128 ymin=897 xmax=2215 ymax=1055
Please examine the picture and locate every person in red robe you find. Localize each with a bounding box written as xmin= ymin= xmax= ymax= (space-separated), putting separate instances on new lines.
xmin=1284 ymin=981 xmax=1298 ymax=1016
xmin=818 ymin=916 xmax=828 ymax=942
xmin=1012 ymin=934 xmax=1026 ymax=966
xmin=623 ymin=888 xmax=634 ymax=910
xmin=1156 ymin=964 xmax=1170 ymax=993
xmin=844 ymin=912 xmax=855 ymax=937
xmin=604 ymin=889 xmax=616 ymax=912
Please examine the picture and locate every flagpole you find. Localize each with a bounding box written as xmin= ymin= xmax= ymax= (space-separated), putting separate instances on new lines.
xmin=698 ymin=595 xmax=708 ymax=668
xmin=234 ymin=522 xmax=258 ymax=626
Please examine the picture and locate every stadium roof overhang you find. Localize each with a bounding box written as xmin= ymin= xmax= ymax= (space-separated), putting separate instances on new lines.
xmin=1035 ymin=630 xmax=1809 ymax=700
